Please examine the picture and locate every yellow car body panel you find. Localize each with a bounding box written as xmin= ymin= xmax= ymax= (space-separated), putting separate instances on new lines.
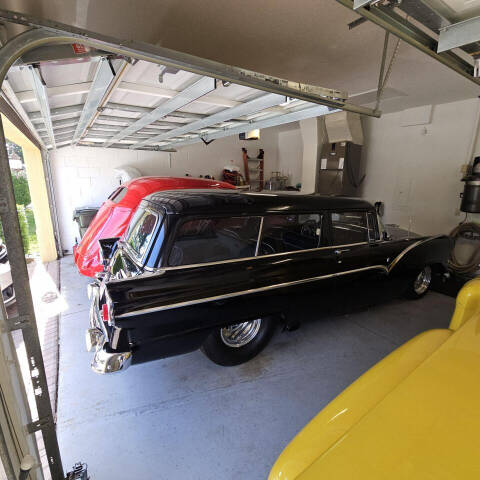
xmin=270 ymin=278 xmax=480 ymax=480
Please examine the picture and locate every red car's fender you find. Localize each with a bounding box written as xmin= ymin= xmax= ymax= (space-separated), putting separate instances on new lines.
xmin=74 ymin=177 xmax=235 ymax=277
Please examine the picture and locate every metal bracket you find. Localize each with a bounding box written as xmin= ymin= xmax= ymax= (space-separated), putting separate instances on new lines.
xmin=26 ymin=415 xmax=53 ymax=434
xmin=3 ymin=315 xmax=30 ymax=332
xmin=0 ymin=196 xmax=8 ymax=214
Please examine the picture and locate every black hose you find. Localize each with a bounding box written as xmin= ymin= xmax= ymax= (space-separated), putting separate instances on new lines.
xmin=449 ymin=222 xmax=480 ymax=274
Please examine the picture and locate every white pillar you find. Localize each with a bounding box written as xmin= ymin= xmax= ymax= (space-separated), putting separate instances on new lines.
xmin=300 ymin=117 xmax=328 ymax=193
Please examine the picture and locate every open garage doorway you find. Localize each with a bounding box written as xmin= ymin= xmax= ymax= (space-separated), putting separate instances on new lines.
xmin=1 ymin=113 xmax=58 ymax=263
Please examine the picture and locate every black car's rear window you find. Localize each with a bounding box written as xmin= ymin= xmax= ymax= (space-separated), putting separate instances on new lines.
xmin=168 ymin=216 xmax=261 ymax=266
xmin=125 ymin=208 xmax=160 ymax=261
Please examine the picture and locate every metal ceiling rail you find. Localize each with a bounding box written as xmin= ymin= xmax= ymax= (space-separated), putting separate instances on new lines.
xmin=35 ymin=117 xmax=80 ymax=131
xmin=29 ymin=103 xmax=83 ymax=121
xmin=438 ymin=16 xmax=480 ymax=53
xmin=27 ymin=65 xmax=55 ymax=148
xmin=0 ymin=9 xmax=379 ymax=117
xmin=103 ymin=76 xmax=216 ymax=147
xmin=336 ymin=0 xmax=480 ymax=86
xmin=1 ymin=78 xmax=46 ymax=148
xmin=77 ymin=140 xmax=166 ymax=151
xmin=97 ymin=114 xmax=181 ymax=128
xmin=106 ymin=102 xmax=208 ymax=120
xmin=159 ymin=104 xmax=339 ymax=150
xmin=132 ymin=93 xmax=285 ymax=149
xmin=72 ymin=57 xmax=114 ymax=143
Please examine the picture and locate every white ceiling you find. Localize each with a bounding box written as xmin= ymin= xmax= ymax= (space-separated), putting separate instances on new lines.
xmin=1 ymin=0 xmax=480 ymax=115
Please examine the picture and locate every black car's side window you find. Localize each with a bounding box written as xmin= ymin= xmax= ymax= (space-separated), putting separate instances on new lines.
xmin=331 ymin=211 xmax=368 ymax=245
xmin=259 ymin=214 xmax=322 ymax=255
xmin=168 ymin=216 xmax=261 ymax=266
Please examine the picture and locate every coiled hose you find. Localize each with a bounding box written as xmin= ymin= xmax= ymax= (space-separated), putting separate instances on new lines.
xmin=449 ymin=222 xmax=480 ymax=274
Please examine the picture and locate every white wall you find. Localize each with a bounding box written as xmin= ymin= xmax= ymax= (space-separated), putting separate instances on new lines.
xmin=51 ymin=127 xmax=281 ymax=252
xmin=360 ymin=98 xmax=480 ymax=236
xmin=277 ymin=128 xmax=303 ymax=187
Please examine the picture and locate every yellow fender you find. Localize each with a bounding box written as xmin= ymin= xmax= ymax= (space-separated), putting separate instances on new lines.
xmin=449 ymin=277 xmax=480 ymax=331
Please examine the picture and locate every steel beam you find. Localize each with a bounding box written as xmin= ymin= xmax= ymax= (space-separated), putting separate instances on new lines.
xmin=103 ymin=76 xmax=216 ymax=147
xmin=438 ymin=16 xmax=480 ymax=53
xmin=132 ymin=93 xmax=285 ymax=148
xmin=336 ymin=0 xmax=480 ymax=86
xmin=29 ymin=104 xmax=83 ymax=121
xmin=35 ymin=117 xmax=80 ymax=131
xmin=1 ymin=79 xmax=46 ymax=148
xmin=106 ymin=102 xmax=207 ymax=120
xmin=96 ymin=113 xmax=179 ymax=128
xmin=77 ymin=140 xmax=167 ymax=151
xmin=159 ymin=105 xmax=338 ymax=150
xmin=0 ymin=9 xmax=379 ymax=117
xmin=27 ymin=65 xmax=55 ymax=148
xmin=72 ymin=57 xmax=114 ymax=143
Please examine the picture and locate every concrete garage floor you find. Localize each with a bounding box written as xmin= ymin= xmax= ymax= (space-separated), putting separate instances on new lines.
xmin=57 ymin=256 xmax=455 ymax=479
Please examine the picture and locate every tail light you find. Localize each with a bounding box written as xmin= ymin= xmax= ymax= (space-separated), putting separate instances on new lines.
xmin=101 ymin=303 xmax=109 ymax=322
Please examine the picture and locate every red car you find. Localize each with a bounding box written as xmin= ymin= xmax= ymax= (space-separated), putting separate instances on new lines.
xmin=73 ymin=176 xmax=235 ymax=277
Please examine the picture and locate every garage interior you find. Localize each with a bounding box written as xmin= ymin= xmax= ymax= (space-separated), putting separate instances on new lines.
xmin=0 ymin=1 xmax=479 ymax=479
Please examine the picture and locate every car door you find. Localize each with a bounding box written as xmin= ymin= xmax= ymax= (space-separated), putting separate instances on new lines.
xmin=327 ymin=210 xmax=390 ymax=311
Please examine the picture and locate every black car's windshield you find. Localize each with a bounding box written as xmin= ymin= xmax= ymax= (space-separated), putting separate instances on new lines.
xmin=125 ymin=207 xmax=161 ymax=262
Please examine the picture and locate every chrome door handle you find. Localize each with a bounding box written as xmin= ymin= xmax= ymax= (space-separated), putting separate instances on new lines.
xmin=334 ymin=248 xmax=350 ymax=255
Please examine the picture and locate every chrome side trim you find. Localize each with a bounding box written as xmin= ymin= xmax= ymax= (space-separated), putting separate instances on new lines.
xmin=387 ymin=235 xmax=444 ymax=273
xmin=155 ymin=242 xmax=370 ymax=273
xmin=116 ymin=264 xmax=388 ymax=318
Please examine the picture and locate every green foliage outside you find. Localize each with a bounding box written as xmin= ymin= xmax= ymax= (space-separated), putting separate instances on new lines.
xmin=0 ymin=205 xmax=37 ymax=255
xmin=16 ymin=204 xmax=30 ymax=254
xmin=11 ymin=174 xmax=31 ymax=206
xmin=0 ymin=140 xmax=38 ymax=255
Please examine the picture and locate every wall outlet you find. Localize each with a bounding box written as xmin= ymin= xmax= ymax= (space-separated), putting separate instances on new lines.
xmin=461 ymin=164 xmax=470 ymax=175
xmin=454 ymin=208 xmax=461 ymax=216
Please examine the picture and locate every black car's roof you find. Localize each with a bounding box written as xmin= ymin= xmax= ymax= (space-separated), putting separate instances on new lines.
xmin=141 ymin=189 xmax=373 ymax=215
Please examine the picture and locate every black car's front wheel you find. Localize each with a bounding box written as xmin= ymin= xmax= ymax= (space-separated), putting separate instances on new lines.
xmin=201 ymin=317 xmax=275 ymax=366
xmin=405 ymin=266 xmax=432 ymax=299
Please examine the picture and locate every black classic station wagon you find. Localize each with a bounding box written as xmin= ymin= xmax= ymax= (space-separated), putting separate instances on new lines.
xmin=86 ymin=190 xmax=452 ymax=373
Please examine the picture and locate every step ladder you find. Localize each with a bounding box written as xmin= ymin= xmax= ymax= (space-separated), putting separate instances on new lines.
xmin=242 ymin=148 xmax=264 ymax=192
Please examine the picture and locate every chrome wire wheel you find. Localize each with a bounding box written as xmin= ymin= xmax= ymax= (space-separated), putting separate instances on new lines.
xmin=220 ymin=319 xmax=262 ymax=348
xmin=414 ymin=266 xmax=432 ymax=295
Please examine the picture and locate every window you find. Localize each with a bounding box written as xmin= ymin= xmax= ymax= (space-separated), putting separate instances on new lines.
xmin=168 ymin=216 xmax=261 ymax=266
xmin=108 ymin=186 xmax=128 ymax=204
xmin=259 ymin=214 xmax=321 ymax=255
xmin=367 ymin=212 xmax=380 ymax=241
xmin=331 ymin=211 xmax=368 ymax=245
xmin=125 ymin=208 xmax=160 ymax=261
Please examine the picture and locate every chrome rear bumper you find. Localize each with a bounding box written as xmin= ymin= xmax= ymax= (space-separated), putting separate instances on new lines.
xmin=87 ymin=282 xmax=132 ymax=374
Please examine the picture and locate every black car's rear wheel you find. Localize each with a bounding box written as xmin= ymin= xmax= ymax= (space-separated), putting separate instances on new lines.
xmin=405 ymin=266 xmax=432 ymax=299
xmin=201 ymin=317 xmax=275 ymax=366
